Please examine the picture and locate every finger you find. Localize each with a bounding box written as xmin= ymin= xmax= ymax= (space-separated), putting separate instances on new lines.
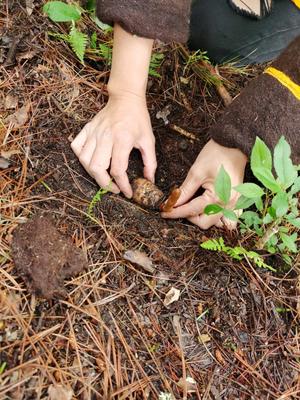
xmin=175 ymin=170 xmax=205 ymax=207
xmin=110 ymin=144 xmax=133 ymax=198
xmin=139 ymin=138 xmax=157 ymax=183
xmin=161 ymin=192 xmax=213 ymax=219
xmin=71 ymin=127 xmax=88 ymax=155
xmin=89 ymin=137 xmax=119 ymax=194
xmin=188 ymin=214 xmax=221 ymax=230
xmin=78 ymin=137 xmax=96 ymax=169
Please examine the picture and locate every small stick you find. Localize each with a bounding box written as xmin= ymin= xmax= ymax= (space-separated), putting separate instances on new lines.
xmin=169 ymin=124 xmax=198 ymax=141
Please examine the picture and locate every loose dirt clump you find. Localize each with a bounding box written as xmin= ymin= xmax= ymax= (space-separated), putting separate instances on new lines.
xmin=12 ymin=214 xmax=87 ymax=299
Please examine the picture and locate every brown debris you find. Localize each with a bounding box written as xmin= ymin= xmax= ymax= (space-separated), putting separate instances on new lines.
xmin=12 ymin=215 xmax=87 ymax=299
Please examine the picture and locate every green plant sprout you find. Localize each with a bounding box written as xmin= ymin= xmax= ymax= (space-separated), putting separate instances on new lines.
xmin=203 ymin=136 xmax=299 ymax=266
xmin=87 ymin=186 xmax=109 ymax=219
xmin=43 ymin=1 xmax=164 ymax=76
xmin=43 ymin=1 xmax=88 ymax=63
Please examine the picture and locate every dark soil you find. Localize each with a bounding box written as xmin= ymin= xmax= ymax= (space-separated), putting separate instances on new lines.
xmin=1 ymin=2 xmax=299 ymax=400
xmin=12 ymin=214 xmax=87 ymax=299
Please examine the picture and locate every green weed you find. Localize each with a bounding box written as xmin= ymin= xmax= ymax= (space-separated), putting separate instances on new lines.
xmin=87 ymin=187 xmax=109 ymax=219
xmin=203 ymin=136 xmax=300 ymax=266
xmin=43 ymin=0 xmax=164 ymax=76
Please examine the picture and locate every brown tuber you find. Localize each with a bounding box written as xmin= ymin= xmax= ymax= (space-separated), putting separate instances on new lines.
xmin=132 ymin=178 xmax=164 ymax=209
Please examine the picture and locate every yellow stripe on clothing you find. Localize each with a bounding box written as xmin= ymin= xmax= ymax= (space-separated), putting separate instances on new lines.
xmin=291 ymin=0 xmax=300 ymax=9
xmin=264 ymin=67 xmax=300 ymax=101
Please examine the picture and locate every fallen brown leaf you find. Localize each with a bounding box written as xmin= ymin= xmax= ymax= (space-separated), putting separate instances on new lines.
xmin=48 ymin=384 xmax=73 ymax=400
xmin=6 ymin=104 xmax=30 ymax=127
xmin=164 ymin=287 xmax=181 ymax=307
xmin=123 ymin=250 xmax=155 ymax=273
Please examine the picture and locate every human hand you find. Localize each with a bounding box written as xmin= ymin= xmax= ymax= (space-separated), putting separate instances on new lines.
xmin=161 ymin=139 xmax=247 ymax=229
xmin=71 ymin=93 xmax=157 ymax=198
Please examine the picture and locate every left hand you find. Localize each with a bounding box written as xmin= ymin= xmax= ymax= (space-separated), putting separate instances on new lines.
xmin=161 ymin=139 xmax=248 ymax=229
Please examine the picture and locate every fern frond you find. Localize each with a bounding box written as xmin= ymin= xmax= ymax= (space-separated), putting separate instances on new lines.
xmin=69 ymin=25 xmax=88 ymax=64
xmin=200 ymin=237 xmax=226 ymax=252
xmin=201 ymin=237 xmax=276 ymax=272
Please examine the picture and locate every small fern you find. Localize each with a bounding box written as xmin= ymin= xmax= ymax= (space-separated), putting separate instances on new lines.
xmin=87 ymin=187 xmax=109 ymax=219
xmin=200 ymin=237 xmax=276 ymax=272
xmin=69 ymin=23 xmax=88 ymax=64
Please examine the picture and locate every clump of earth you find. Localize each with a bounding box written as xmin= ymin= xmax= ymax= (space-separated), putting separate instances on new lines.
xmin=12 ymin=214 xmax=87 ymax=299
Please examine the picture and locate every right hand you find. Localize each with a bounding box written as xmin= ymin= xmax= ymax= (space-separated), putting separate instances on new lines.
xmin=71 ymin=93 xmax=157 ymax=198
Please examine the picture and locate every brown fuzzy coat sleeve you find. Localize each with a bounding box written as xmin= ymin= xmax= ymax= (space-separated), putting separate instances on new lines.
xmin=209 ymin=36 xmax=300 ymax=163
xmin=96 ymin=0 xmax=191 ymax=43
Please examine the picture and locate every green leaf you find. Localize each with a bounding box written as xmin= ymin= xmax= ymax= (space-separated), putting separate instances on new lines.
xmin=92 ymin=15 xmax=112 ymax=32
xmin=223 ymin=209 xmax=238 ymax=222
xmin=274 ymin=136 xmax=297 ymax=189
xmin=255 ymin=197 xmax=263 ymax=212
xmin=43 ymin=1 xmax=81 ymax=22
xmin=234 ymin=183 xmax=264 ymax=198
xmin=234 ymin=195 xmax=256 ymax=210
xmin=290 ymin=176 xmax=300 ymax=195
xmin=271 ymin=192 xmax=289 ymax=218
xmin=280 ymin=232 xmax=298 ymax=253
xmin=204 ymin=204 xmax=223 ymax=215
xmin=240 ymin=211 xmax=261 ymax=227
xmin=282 ymin=254 xmax=292 ymax=265
xmin=69 ymin=25 xmax=88 ymax=64
xmin=215 ymin=166 xmax=231 ymax=205
xmin=263 ymin=213 xmax=273 ymax=224
xmin=90 ymin=32 xmax=97 ymax=49
xmin=252 ymin=167 xmax=281 ymax=193
xmin=287 ymin=217 xmax=300 ymax=229
xmin=251 ymin=137 xmax=272 ymax=171
xmin=86 ymin=0 xmax=96 ymax=12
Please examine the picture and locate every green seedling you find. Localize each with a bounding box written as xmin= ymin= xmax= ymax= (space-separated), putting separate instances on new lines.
xmin=87 ymin=186 xmax=109 ymax=219
xmin=43 ymin=1 xmax=88 ymax=63
xmin=203 ymin=136 xmax=299 ymax=265
xmin=43 ymin=1 xmax=164 ymax=77
xmin=0 ymin=361 xmax=7 ymax=374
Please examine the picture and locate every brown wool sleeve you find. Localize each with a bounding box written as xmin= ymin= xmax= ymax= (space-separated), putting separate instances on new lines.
xmin=209 ymin=35 xmax=300 ymax=163
xmin=96 ymin=0 xmax=191 ymax=43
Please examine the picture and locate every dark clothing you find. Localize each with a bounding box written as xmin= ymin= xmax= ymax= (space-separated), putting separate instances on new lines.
xmin=96 ymin=1 xmax=300 ymax=162
xmin=209 ymin=35 xmax=300 ymax=162
xmin=96 ymin=0 xmax=191 ymax=43
xmin=189 ymin=0 xmax=300 ymax=65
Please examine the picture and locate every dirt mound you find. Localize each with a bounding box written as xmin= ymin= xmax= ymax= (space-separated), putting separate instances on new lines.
xmin=12 ymin=214 xmax=87 ymax=299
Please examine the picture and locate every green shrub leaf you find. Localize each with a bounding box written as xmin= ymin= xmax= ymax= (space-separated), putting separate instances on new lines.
xmin=215 ymin=165 xmax=231 ymax=205
xmin=252 ymin=167 xmax=281 ymax=193
xmin=274 ymin=136 xmax=297 ymax=189
xmin=280 ymin=232 xmax=298 ymax=253
xmin=234 ymin=183 xmax=264 ymax=198
xmin=223 ymin=209 xmax=238 ymax=222
xmin=43 ymin=1 xmax=81 ymax=22
xmin=251 ymin=137 xmax=272 ymax=171
xmin=272 ymin=192 xmax=289 ymax=217
xmin=204 ymin=204 xmax=223 ymax=215
xmin=290 ymin=176 xmax=300 ymax=195
xmin=234 ymin=195 xmax=256 ymax=210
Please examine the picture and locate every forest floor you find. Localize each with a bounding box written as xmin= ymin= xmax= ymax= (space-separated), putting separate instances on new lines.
xmin=1 ymin=1 xmax=300 ymax=399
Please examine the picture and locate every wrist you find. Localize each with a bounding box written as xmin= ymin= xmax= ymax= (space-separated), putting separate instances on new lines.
xmin=107 ymin=80 xmax=146 ymax=100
